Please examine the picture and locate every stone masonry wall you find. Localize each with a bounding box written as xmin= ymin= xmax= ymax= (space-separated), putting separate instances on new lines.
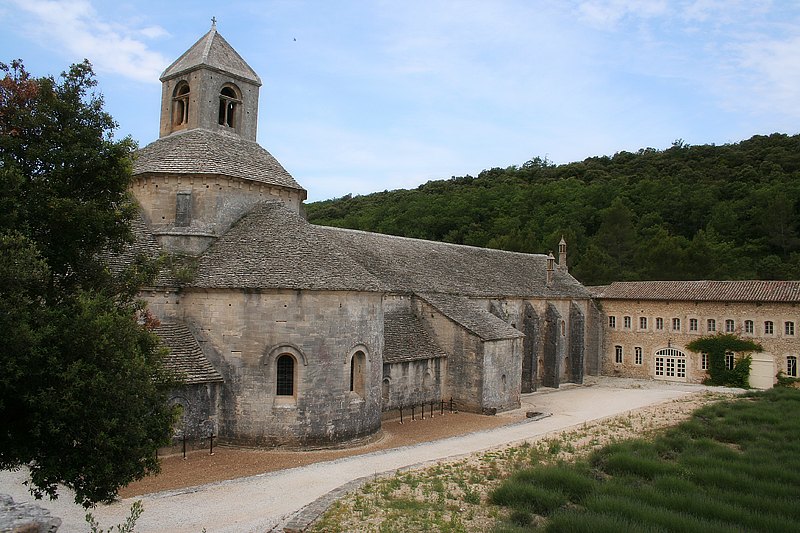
xmin=480 ymin=337 xmax=523 ymax=414
xmin=381 ymin=358 xmax=445 ymax=411
xmin=160 ymin=70 xmax=260 ymax=141
xmin=133 ymin=175 xmax=303 ymax=255
xmin=145 ymin=288 xmax=383 ymax=447
xmin=569 ymin=302 xmax=585 ymax=384
xmin=599 ymin=299 xmax=800 ymax=385
xmin=415 ymin=299 xmax=485 ymax=413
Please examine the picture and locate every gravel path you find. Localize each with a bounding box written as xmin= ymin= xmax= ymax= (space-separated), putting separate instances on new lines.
xmin=0 ymin=378 xmax=741 ymax=532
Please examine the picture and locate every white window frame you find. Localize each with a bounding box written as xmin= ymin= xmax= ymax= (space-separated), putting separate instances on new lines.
xmin=654 ymin=347 xmax=686 ymax=381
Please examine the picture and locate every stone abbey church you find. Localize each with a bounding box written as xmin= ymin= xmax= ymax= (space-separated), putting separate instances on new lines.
xmin=130 ymin=26 xmax=800 ymax=448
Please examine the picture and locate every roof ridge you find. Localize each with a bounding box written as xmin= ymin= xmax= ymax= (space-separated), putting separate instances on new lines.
xmin=318 ymin=225 xmax=549 ymax=259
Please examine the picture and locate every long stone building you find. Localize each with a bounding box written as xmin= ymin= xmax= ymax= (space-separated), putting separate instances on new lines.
xmin=129 ymin=25 xmax=798 ymax=450
xmin=130 ymin=25 xmax=596 ymax=448
xmin=591 ymin=281 xmax=800 ymax=389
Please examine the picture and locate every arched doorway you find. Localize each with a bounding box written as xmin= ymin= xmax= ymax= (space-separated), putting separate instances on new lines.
xmin=654 ymin=347 xmax=686 ymax=381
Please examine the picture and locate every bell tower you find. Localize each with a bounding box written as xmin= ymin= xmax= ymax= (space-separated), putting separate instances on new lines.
xmin=158 ymin=21 xmax=262 ymax=141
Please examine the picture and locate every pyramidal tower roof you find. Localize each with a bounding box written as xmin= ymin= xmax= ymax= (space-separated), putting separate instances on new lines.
xmin=160 ymin=23 xmax=261 ymax=85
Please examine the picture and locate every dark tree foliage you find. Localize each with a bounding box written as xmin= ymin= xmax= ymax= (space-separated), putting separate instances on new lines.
xmin=307 ymin=135 xmax=800 ymax=284
xmin=0 ymin=60 xmax=176 ymax=507
xmin=686 ymin=334 xmax=762 ymax=388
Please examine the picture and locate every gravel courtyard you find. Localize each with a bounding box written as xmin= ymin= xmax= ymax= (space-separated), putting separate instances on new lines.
xmin=0 ymin=377 xmax=743 ymax=532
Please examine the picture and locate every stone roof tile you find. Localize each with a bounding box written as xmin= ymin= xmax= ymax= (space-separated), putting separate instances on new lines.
xmin=320 ymin=227 xmax=589 ymax=299
xmin=192 ymin=201 xmax=387 ymax=291
xmin=419 ymin=293 xmax=524 ymax=341
xmin=133 ymin=128 xmax=304 ymax=193
xmin=154 ymin=322 xmax=223 ymax=384
xmin=161 ymin=27 xmax=260 ymax=84
xmin=384 ymin=307 xmax=448 ymax=363
xmin=594 ymin=280 xmax=800 ymax=303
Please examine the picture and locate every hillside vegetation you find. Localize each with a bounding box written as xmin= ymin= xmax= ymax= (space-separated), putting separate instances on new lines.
xmin=307 ymin=134 xmax=800 ymax=285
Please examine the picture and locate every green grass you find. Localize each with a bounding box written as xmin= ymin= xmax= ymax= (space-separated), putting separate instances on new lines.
xmin=491 ymin=387 xmax=800 ymax=532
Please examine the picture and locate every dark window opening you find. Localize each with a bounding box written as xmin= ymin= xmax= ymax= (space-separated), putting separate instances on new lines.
xmin=172 ymin=83 xmax=190 ymax=127
xmin=350 ymin=351 xmax=366 ymax=396
xmin=175 ymin=191 xmax=191 ymax=227
xmin=218 ymin=86 xmax=240 ymax=128
xmin=276 ymin=354 xmax=294 ymax=396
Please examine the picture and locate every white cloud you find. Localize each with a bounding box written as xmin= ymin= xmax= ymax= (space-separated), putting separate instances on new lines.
xmin=733 ymin=35 xmax=800 ymax=117
xmin=9 ymin=0 xmax=169 ymax=83
xmin=577 ymin=0 xmax=668 ymax=28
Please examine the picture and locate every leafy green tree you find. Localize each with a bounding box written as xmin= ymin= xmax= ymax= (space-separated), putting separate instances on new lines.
xmin=0 ymin=60 xmax=176 ymax=507
xmin=307 ymin=132 xmax=800 ymax=284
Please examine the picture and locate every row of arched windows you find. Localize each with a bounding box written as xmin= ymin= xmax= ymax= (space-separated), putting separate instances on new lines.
xmin=170 ymin=81 xmax=242 ymax=130
xmin=273 ymin=349 xmax=367 ymax=399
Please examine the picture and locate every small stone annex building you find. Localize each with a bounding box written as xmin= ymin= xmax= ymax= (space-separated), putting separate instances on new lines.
xmin=128 ymin=25 xmax=599 ymax=448
xmin=592 ymin=281 xmax=800 ymax=389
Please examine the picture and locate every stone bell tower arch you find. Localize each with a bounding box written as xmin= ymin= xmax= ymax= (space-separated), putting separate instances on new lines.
xmin=158 ymin=20 xmax=262 ymax=141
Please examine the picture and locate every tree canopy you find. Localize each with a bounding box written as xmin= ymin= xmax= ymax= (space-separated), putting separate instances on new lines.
xmin=0 ymin=60 xmax=176 ymax=507
xmin=307 ymin=135 xmax=800 ymax=284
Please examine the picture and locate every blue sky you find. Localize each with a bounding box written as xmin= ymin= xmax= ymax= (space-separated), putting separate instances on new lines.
xmin=2 ymin=1 xmax=799 ymax=202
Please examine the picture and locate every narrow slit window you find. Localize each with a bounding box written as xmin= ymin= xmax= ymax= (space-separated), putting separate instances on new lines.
xmin=276 ymin=354 xmax=295 ymax=396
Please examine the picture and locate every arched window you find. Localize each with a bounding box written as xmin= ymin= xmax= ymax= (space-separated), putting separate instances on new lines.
xmin=654 ymin=347 xmax=686 ymax=380
xmin=349 ymin=350 xmax=366 ymax=397
xmin=276 ymin=354 xmax=295 ymax=396
xmin=218 ymin=85 xmax=241 ymax=128
xmin=381 ymin=377 xmax=391 ymax=404
xmin=171 ymin=82 xmax=190 ymax=127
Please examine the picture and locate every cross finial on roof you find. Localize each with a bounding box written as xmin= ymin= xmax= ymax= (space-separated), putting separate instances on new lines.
xmin=211 ymin=16 xmax=217 ymax=29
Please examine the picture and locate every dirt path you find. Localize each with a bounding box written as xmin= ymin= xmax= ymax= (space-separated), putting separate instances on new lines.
xmin=0 ymin=378 xmax=743 ymax=532
xmin=120 ymin=408 xmax=512 ymax=498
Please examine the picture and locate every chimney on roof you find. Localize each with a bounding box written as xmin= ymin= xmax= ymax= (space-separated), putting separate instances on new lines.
xmin=546 ymin=252 xmax=555 ymax=285
xmin=558 ymin=236 xmax=568 ymax=272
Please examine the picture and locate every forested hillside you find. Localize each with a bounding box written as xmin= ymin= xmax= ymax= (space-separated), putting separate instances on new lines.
xmin=306 ymin=134 xmax=800 ymax=285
